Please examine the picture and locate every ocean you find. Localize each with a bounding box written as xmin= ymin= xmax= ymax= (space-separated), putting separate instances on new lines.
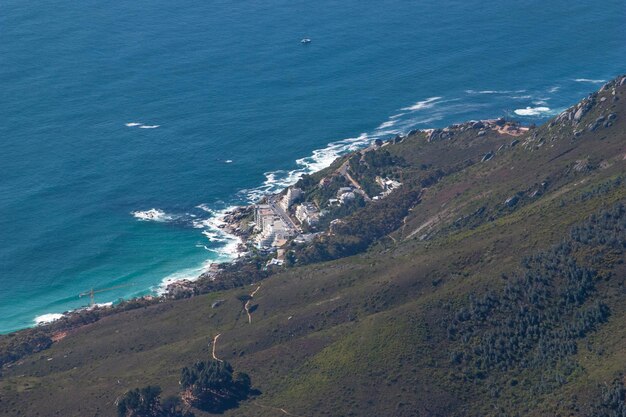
xmin=1 ymin=0 xmax=624 ymax=333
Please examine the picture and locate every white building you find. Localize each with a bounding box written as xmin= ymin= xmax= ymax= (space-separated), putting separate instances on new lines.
xmin=375 ymin=176 xmax=402 ymax=198
xmin=254 ymin=204 xmax=274 ymax=230
xmin=337 ymin=187 xmax=353 ymax=198
xmin=280 ymin=187 xmax=303 ymax=211
xmin=339 ymin=191 xmax=356 ymax=204
xmin=295 ymin=202 xmax=320 ymax=226
xmin=256 ymin=216 xmax=293 ymax=249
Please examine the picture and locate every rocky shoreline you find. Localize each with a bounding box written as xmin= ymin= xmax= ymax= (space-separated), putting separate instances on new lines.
xmin=162 ymin=205 xmax=257 ymax=298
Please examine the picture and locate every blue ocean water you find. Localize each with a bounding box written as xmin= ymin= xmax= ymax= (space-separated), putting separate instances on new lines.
xmin=1 ymin=0 xmax=624 ymax=333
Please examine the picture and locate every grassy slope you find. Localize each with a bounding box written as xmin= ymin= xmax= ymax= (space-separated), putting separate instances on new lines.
xmin=1 ymin=78 xmax=625 ymax=417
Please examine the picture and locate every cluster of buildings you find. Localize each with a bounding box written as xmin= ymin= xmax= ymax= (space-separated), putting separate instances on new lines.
xmin=254 ymin=204 xmax=294 ymax=249
xmin=254 ymin=187 xmax=321 ymax=251
xmin=337 ymin=187 xmax=356 ymax=204
xmin=373 ymin=176 xmax=402 ymax=200
xmin=295 ymin=202 xmax=320 ymax=226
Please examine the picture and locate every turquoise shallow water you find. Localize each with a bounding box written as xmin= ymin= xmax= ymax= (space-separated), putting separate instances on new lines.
xmin=1 ymin=0 xmax=625 ymax=333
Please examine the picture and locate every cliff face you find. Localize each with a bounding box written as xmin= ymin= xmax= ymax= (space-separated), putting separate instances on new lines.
xmin=1 ymin=75 xmax=625 ymax=417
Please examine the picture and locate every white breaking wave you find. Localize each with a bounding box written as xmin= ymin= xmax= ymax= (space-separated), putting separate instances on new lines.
xmin=466 ymin=89 xmax=526 ymax=94
xmin=34 ymin=313 xmax=64 ymax=325
xmin=401 ymin=96 xmax=443 ymax=111
xmin=225 ymin=160 xmax=233 ymax=163
xmin=574 ymin=78 xmax=605 ymax=84
xmin=514 ymin=106 xmax=552 ymax=116
xmin=377 ymin=120 xmax=397 ymax=129
xmin=238 ymin=96 xmax=488 ymax=202
xmin=156 ymin=259 xmax=214 ymax=294
xmin=548 ymin=86 xmax=560 ymax=93
xmin=131 ymin=208 xmax=175 ymax=222
xmin=240 ymin=132 xmax=372 ymax=202
xmin=156 ymin=205 xmax=243 ymax=294
xmin=195 ymin=205 xmax=243 ymax=259
xmin=126 ymin=122 xmax=160 ymax=129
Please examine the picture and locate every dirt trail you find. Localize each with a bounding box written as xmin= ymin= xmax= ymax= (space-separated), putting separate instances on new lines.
xmin=337 ymin=160 xmax=372 ymax=201
xmin=211 ymin=333 xmax=222 ymax=362
xmin=253 ymin=403 xmax=304 ymax=416
xmin=405 ymin=211 xmax=446 ymax=240
xmin=245 ymin=285 xmax=261 ymax=324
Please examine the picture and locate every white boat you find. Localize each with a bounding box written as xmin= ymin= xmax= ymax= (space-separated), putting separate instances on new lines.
xmin=300 ymin=38 xmax=311 ymax=44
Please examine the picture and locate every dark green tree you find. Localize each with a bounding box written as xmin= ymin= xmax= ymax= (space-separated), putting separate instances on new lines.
xmin=117 ymin=386 xmax=163 ymax=417
xmin=180 ymin=359 xmax=253 ymax=413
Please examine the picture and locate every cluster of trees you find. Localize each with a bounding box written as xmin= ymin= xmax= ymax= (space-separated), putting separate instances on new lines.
xmin=348 ymin=150 xmax=405 ymax=196
xmin=300 ymin=173 xmax=350 ymax=208
xmin=591 ymin=378 xmax=626 ymax=417
xmin=117 ymin=386 xmax=191 ymax=417
xmin=180 ymin=359 xmax=253 ymax=413
xmin=117 ymin=359 xmax=254 ymax=416
xmin=294 ymin=188 xmax=421 ymax=264
xmin=448 ymin=204 xmax=625 ymax=383
xmin=570 ymin=203 xmax=626 ymax=249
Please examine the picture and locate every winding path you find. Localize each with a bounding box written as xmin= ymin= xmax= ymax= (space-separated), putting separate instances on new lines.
xmin=245 ymin=285 xmax=261 ymax=324
xmin=211 ymin=333 xmax=222 ymax=362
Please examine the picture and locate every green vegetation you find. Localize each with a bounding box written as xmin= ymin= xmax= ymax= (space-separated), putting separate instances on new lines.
xmin=295 ymin=188 xmax=421 ymax=263
xmin=591 ymin=379 xmax=626 ymax=416
xmin=347 ymin=149 xmax=405 ymax=196
xmin=180 ymin=360 xmax=254 ymax=413
xmin=116 ymin=359 xmax=253 ymax=416
xmin=116 ymin=386 xmax=190 ymax=417
xmin=448 ymin=204 xmax=623 ymax=396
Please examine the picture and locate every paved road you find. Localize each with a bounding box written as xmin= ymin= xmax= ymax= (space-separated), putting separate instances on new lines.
xmin=268 ymin=196 xmax=300 ymax=231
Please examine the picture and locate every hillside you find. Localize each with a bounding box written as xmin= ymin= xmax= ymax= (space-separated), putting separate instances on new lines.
xmin=1 ymin=75 xmax=625 ymax=417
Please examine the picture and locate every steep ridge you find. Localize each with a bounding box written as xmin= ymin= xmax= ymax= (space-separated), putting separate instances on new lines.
xmin=0 ymin=75 xmax=625 ymax=417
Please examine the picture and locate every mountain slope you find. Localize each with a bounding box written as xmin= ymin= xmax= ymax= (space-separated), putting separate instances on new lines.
xmin=1 ymin=75 xmax=625 ymax=417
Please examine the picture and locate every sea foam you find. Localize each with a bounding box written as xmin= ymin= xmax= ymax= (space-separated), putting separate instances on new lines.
xmin=156 ymin=205 xmax=243 ymax=294
xmin=131 ymin=208 xmax=175 ymax=222
xmin=377 ymin=120 xmax=397 ymax=129
xmin=34 ymin=313 xmax=64 ymax=325
xmin=514 ymin=106 xmax=551 ymax=116
xmin=574 ymin=78 xmax=605 ymax=84
xmin=240 ymin=132 xmax=372 ymax=202
xmin=401 ymin=96 xmax=443 ymax=111
xmin=465 ymin=89 xmax=526 ymax=94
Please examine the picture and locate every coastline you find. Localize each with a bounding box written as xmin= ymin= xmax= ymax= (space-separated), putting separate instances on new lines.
xmin=20 ymin=77 xmax=609 ymax=331
xmin=29 ymin=117 xmax=524 ymax=328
